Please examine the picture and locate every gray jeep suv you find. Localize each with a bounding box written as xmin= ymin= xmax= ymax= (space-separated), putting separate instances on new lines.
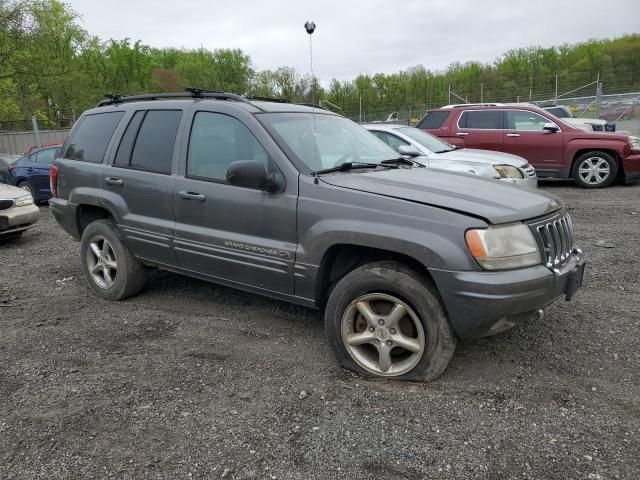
xmin=50 ymin=90 xmax=586 ymax=381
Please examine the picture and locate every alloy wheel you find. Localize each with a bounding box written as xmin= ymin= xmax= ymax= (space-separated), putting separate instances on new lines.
xmin=341 ymin=293 xmax=425 ymax=376
xmin=578 ymin=157 xmax=610 ymax=185
xmin=86 ymin=235 xmax=117 ymax=289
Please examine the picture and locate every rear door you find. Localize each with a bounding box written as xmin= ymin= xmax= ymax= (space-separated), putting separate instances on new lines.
xmin=101 ymin=108 xmax=184 ymax=265
xmin=173 ymin=107 xmax=298 ymax=295
xmin=502 ymin=110 xmax=564 ymax=170
xmin=30 ymin=148 xmax=59 ymax=197
xmin=453 ymin=109 xmax=504 ymax=150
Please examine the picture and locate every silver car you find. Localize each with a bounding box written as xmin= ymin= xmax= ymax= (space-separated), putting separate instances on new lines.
xmin=0 ymin=183 xmax=39 ymax=240
xmin=364 ymin=124 xmax=538 ymax=188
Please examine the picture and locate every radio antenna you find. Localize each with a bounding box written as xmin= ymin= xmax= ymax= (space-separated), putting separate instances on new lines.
xmin=304 ymin=20 xmax=319 ymax=183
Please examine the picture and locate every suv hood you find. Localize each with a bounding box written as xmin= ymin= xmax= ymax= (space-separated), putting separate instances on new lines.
xmin=432 ymin=148 xmax=528 ymax=167
xmin=321 ymin=168 xmax=561 ymax=224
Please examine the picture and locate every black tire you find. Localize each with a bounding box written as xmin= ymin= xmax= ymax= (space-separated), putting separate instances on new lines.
xmin=17 ymin=181 xmax=34 ymax=197
xmin=80 ymin=219 xmax=146 ymax=300
xmin=571 ymin=151 xmax=618 ymax=189
xmin=324 ymin=261 xmax=456 ymax=382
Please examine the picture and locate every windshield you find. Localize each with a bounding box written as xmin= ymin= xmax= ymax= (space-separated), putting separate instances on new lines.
xmin=259 ymin=113 xmax=399 ymax=173
xmin=398 ymin=127 xmax=455 ymax=153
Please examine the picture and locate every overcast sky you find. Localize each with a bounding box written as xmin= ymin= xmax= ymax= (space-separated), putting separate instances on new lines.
xmin=67 ymin=0 xmax=638 ymax=82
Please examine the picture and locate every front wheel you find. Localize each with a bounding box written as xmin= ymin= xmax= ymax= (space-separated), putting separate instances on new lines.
xmin=324 ymin=261 xmax=456 ymax=382
xmin=571 ymin=151 xmax=617 ymax=188
xmin=80 ymin=219 xmax=146 ymax=300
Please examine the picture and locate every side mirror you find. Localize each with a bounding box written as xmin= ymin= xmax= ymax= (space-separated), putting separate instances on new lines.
xmin=398 ymin=145 xmax=421 ymax=157
xmin=226 ymin=160 xmax=284 ymax=193
xmin=543 ymin=122 xmax=560 ymax=133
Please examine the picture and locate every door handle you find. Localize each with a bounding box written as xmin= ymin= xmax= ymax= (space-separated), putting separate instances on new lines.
xmin=179 ymin=191 xmax=205 ymax=202
xmin=104 ymin=177 xmax=123 ymax=186
xmin=506 ymin=133 xmax=521 ymax=137
xmin=456 ymin=132 xmax=469 ymax=136
xmin=27 ymin=167 xmax=35 ymax=172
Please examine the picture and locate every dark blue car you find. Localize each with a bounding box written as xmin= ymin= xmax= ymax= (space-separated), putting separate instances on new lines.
xmin=7 ymin=145 xmax=61 ymax=203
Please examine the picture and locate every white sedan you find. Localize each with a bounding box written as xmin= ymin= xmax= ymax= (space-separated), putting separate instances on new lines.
xmin=364 ymin=124 xmax=538 ymax=188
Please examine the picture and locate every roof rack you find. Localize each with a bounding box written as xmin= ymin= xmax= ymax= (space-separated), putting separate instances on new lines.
xmin=442 ymin=102 xmax=505 ymax=108
xmin=246 ymin=95 xmax=288 ymax=103
xmin=97 ymin=88 xmax=252 ymax=107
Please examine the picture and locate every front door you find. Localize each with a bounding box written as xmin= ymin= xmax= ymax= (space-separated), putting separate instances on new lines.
xmin=173 ymin=110 xmax=298 ymax=295
xmin=502 ymin=110 xmax=564 ymax=170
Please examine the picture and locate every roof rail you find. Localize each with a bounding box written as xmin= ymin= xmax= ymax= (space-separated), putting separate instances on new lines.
xmin=97 ymin=88 xmax=252 ymax=107
xmin=246 ymin=95 xmax=288 ymax=103
xmin=442 ymin=102 xmax=505 ymax=108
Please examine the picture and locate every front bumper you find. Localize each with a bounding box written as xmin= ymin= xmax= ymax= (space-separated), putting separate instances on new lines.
xmin=430 ymin=254 xmax=585 ymax=338
xmin=623 ymin=153 xmax=640 ymax=184
xmin=502 ymin=176 xmax=538 ymax=189
xmin=0 ymin=203 xmax=40 ymax=235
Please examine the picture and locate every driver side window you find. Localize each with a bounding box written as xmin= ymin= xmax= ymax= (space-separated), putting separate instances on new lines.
xmin=187 ymin=112 xmax=268 ymax=181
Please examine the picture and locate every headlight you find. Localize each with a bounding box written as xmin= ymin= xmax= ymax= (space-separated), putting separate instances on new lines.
xmin=629 ymin=136 xmax=640 ymax=152
xmin=494 ymin=165 xmax=524 ymax=179
xmin=465 ymin=223 xmax=541 ymax=270
xmin=14 ymin=195 xmax=34 ymax=207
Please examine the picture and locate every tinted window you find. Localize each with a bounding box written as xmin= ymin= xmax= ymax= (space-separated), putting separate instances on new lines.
xmin=63 ymin=112 xmax=124 ymax=163
xmin=187 ymin=112 xmax=268 ymax=181
xmin=114 ymin=111 xmax=145 ymax=166
xmin=460 ymin=110 xmax=502 ymax=129
xmin=130 ymin=110 xmax=182 ymax=174
xmin=33 ymin=148 xmax=58 ymax=165
xmin=416 ymin=111 xmax=450 ymax=129
xmin=506 ymin=111 xmax=550 ymax=131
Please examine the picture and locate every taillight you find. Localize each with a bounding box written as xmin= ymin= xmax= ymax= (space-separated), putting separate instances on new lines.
xmin=7 ymin=164 xmax=15 ymax=174
xmin=50 ymin=165 xmax=59 ymax=197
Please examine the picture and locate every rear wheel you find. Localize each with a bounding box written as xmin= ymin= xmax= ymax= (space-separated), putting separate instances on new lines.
xmin=324 ymin=261 xmax=456 ymax=382
xmin=80 ymin=219 xmax=146 ymax=300
xmin=571 ymin=151 xmax=617 ymax=188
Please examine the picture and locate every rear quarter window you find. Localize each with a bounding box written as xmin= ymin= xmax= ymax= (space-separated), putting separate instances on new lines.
xmin=416 ymin=111 xmax=450 ymax=129
xmin=63 ymin=112 xmax=125 ymax=163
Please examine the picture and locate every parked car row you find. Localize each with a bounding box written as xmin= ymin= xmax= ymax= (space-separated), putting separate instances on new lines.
xmin=0 ymin=144 xmax=62 ymax=203
xmin=416 ymin=103 xmax=640 ymax=188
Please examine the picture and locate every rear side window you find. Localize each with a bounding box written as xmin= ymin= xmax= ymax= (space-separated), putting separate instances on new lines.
xmin=114 ymin=111 xmax=145 ymax=166
xmin=63 ymin=112 xmax=124 ymax=163
xmin=416 ymin=111 xmax=450 ymax=129
xmin=459 ymin=110 xmax=502 ymax=129
xmin=128 ymin=110 xmax=182 ymax=174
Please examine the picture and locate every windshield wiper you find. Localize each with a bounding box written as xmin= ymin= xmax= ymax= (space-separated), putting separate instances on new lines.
xmin=380 ymin=157 xmax=423 ymax=167
xmin=433 ymin=148 xmax=455 ymax=154
xmin=312 ymin=161 xmax=380 ymax=175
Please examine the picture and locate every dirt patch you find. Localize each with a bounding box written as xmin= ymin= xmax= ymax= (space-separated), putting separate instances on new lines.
xmin=1 ymin=181 xmax=639 ymax=479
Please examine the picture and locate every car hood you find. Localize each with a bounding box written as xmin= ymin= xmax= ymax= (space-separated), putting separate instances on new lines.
xmin=431 ymin=148 xmax=528 ymax=167
xmin=0 ymin=183 xmax=31 ymax=200
xmin=321 ymin=168 xmax=561 ymax=224
xmin=563 ymin=117 xmax=607 ymax=126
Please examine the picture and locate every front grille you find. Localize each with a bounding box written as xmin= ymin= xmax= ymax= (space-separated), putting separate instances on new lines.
xmin=0 ymin=199 xmax=15 ymax=211
xmin=530 ymin=212 xmax=575 ymax=269
xmin=522 ymin=164 xmax=537 ymax=178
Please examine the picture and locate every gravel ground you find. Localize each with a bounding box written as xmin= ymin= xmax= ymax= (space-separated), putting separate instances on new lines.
xmin=1 ymin=181 xmax=639 ymax=480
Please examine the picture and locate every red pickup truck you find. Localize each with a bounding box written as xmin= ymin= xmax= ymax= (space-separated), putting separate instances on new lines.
xmin=417 ymin=104 xmax=640 ymax=188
